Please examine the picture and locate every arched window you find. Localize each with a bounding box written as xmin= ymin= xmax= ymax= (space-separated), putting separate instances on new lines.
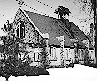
xmin=16 ymin=21 xmax=25 ymax=39
xmin=20 ymin=21 xmax=25 ymax=39
xmin=16 ymin=27 xmax=19 ymax=37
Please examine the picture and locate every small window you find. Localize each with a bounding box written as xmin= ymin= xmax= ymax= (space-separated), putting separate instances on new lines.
xmin=50 ymin=47 xmax=57 ymax=61
xmin=34 ymin=52 xmax=40 ymax=62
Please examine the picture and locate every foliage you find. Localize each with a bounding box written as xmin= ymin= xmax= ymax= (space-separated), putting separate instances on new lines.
xmin=72 ymin=0 xmax=94 ymax=25
xmin=0 ymin=35 xmax=49 ymax=80
xmin=54 ymin=6 xmax=71 ymax=19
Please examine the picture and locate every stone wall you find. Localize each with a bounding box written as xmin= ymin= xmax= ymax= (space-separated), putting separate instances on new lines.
xmin=13 ymin=8 xmax=44 ymax=45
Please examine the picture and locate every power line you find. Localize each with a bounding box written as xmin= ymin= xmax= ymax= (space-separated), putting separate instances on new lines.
xmin=16 ymin=0 xmax=50 ymax=16
xmin=23 ymin=3 xmax=37 ymax=12
xmin=35 ymin=0 xmax=53 ymax=9
xmin=23 ymin=2 xmax=49 ymax=16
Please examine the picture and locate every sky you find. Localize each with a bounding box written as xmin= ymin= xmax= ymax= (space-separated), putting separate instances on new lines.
xmin=0 ymin=1 xmax=96 ymax=81
xmin=0 ymin=0 xmax=94 ymax=36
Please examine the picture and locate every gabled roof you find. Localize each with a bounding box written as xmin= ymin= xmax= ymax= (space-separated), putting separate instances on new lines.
xmin=24 ymin=10 xmax=74 ymax=46
xmin=17 ymin=9 xmax=93 ymax=48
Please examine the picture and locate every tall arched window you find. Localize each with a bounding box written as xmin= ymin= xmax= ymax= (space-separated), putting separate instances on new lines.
xmin=20 ymin=21 xmax=25 ymax=39
xmin=16 ymin=21 xmax=25 ymax=39
xmin=16 ymin=27 xmax=19 ymax=37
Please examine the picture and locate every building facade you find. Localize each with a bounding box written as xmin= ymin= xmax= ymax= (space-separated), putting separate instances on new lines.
xmin=10 ymin=8 xmax=95 ymax=68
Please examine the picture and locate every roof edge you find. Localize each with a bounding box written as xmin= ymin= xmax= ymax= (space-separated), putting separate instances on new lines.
xmin=17 ymin=8 xmax=44 ymax=38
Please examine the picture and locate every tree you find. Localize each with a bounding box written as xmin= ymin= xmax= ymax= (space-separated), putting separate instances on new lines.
xmin=72 ymin=0 xmax=94 ymax=25
xmin=0 ymin=21 xmax=49 ymax=80
xmin=54 ymin=6 xmax=71 ymax=19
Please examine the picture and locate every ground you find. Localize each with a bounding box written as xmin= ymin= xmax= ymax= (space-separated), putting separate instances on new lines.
xmin=0 ymin=64 xmax=97 ymax=81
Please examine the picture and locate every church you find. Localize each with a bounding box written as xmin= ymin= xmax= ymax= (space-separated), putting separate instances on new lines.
xmin=11 ymin=8 xmax=95 ymax=68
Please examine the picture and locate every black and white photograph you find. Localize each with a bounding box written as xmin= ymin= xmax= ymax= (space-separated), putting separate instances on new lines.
xmin=0 ymin=0 xmax=96 ymax=81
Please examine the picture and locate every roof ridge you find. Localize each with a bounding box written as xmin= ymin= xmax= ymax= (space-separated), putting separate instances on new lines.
xmin=25 ymin=10 xmax=74 ymax=39
xmin=24 ymin=10 xmax=58 ymax=20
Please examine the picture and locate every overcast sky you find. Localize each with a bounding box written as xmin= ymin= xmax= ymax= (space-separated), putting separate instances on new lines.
xmin=0 ymin=0 xmax=94 ymax=36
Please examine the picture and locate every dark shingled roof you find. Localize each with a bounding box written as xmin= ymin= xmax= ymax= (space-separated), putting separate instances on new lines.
xmin=23 ymin=10 xmax=93 ymax=48
xmin=25 ymin=10 xmax=74 ymax=46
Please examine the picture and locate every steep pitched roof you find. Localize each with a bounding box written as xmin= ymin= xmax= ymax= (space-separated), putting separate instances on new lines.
xmin=24 ymin=10 xmax=74 ymax=46
xmin=23 ymin=10 xmax=93 ymax=48
xmin=69 ymin=22 xmax=88 ymax=41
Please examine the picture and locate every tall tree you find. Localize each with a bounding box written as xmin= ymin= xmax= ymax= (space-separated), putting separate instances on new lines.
xmin=72 ymin=0 xmax=95 ymax=26
xmin=67 ymin=0 xmax=96 ymax=67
